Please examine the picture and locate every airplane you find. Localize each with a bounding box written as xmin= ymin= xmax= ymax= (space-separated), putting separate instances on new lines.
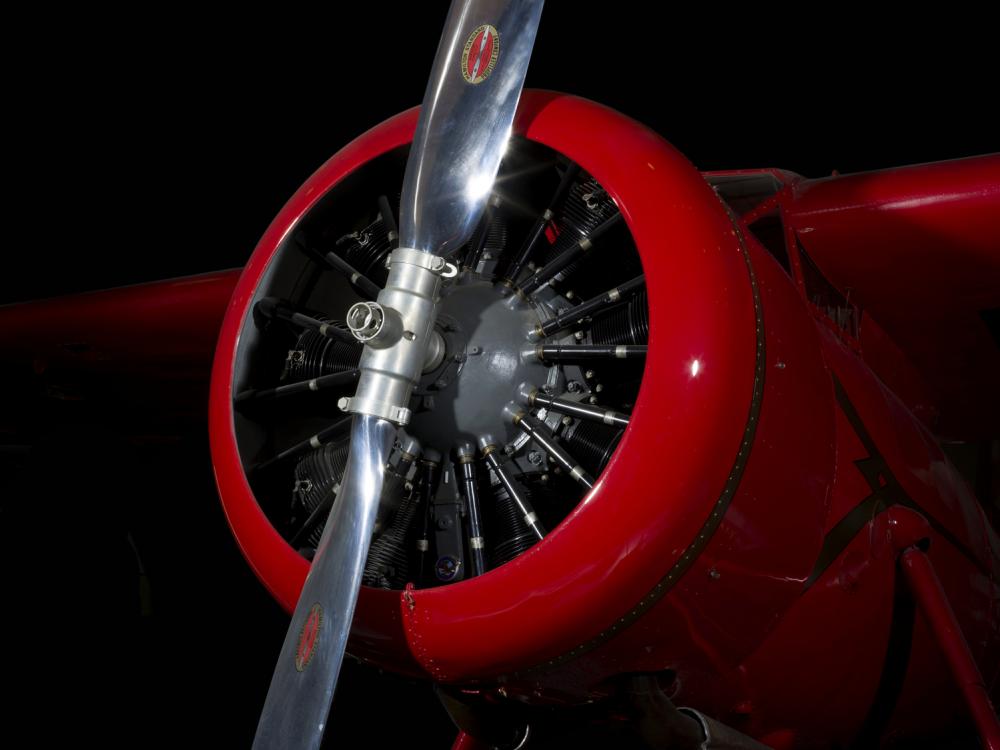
xmin=1 ymin=3 xmax=997 ymax=748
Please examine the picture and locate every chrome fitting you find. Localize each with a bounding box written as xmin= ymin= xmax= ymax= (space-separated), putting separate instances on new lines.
xmin=347 ymin=301 xmax=403 ymax=348
xmin=341 ymin=247 xmax=449 ymax=425
xmin=514 ymin=382 xmax=537 ymax=407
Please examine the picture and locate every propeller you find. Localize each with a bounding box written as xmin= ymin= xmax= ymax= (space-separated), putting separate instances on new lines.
xmin=253 ymin=2 xmax=544 ymax=747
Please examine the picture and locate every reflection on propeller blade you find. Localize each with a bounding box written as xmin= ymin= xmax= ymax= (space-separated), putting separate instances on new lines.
xmin=400 ymin=0 xmax=545 ymax=255
xmin=253 ymin=415 xmax=395 ymax=749
xmin=253 ymin=1 xmax=545 ymax=747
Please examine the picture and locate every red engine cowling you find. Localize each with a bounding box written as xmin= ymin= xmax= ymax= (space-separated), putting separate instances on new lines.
xmin=209 ymin=91 xmax=999 ymax=746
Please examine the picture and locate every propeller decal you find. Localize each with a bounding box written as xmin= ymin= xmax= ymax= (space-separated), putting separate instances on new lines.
xmin=295 ymin=603 xmax=323 ymax=672
xmin=461 ymin=25 xmax=499 ymax=84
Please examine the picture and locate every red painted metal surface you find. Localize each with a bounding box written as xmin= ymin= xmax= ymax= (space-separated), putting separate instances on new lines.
xmin=0 ymin=270 xmax=240 ymax=434
xmin=0 ymin=269 xmax=239 ymax=375
xmin=205 ymin=92 xmax=1000 ymax=746
xmin=900 ymin=547 xmax=1000 ymax=750
xmin=785 ymin=155 xmax=1000 ymax=439
xmin=450 ymin=731 xmax=490 ymax=750
xmin=731 ymin=325 xmax=997 ymax=746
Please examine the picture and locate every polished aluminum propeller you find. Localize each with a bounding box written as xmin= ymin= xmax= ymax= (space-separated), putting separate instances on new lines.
xmin=253 ymin=2 xmax=544 ymax=747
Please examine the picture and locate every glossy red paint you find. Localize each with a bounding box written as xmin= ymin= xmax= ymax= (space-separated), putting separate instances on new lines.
xmin=450 ymin=731 xmax=489 ymax=750
xmin=0 ymin=270 xmax=240 ymax=433
xmin=785 ymin=155 xmax=1000 ymax=439
xmin=901 ymin=547 xmax=1000 ymax=750
xmin=856 ymin=313 xmax=939 ymax=429
xmin=207 ymin=92 xmax=999 ymax=746
xmin=735 ymin=506 xmax=900 ymax=746
xmin=731 ymin=325 xmax=996 ymax=745
xmin=0 ymin=269 xmax=239 ymax=375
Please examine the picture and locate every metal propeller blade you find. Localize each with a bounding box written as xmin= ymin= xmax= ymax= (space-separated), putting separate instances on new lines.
xmin=253 ymin=2 xmax=544 ymax=748
xmin=401 ymin=0 xmax=545 ymax=255
xmin=253 ymin=415 xmax=395 ymax=748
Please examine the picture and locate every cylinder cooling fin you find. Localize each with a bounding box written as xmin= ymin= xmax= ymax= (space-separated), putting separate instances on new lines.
xmin=209 ymin=92 xmax=762 ymax=679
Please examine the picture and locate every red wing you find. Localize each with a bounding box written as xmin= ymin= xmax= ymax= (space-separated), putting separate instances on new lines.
xmin=0 ymin=270 xmax=239 ymax=436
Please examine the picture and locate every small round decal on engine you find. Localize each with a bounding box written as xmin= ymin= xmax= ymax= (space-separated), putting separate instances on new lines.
xmin=461 ymin=24 xmax=499 ymax=84
xmin=295 ymin=603 xmax=323 ymax=672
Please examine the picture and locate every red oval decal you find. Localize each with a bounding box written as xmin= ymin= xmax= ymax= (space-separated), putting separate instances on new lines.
xmin=295 ymin=603 xmax=323 ymax=672
xmin=461 ymin=25 xmax=499 ymax=84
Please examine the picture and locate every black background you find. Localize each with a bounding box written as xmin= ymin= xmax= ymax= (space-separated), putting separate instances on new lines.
xmin=8 ymin=7 xmax=998 ymax=304
xmin=8 ymin=6 xmax=997 ymax=747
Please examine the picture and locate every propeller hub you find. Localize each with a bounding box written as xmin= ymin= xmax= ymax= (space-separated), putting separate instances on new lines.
xmin=409 ymin=278 xmax=551 ymax=453
xmin=342 ymin=247 xmax=450 ymax=425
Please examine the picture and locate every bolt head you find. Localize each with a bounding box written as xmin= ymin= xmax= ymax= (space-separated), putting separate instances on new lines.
xmin=435 ymin=556 xmax=459 ymax=581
